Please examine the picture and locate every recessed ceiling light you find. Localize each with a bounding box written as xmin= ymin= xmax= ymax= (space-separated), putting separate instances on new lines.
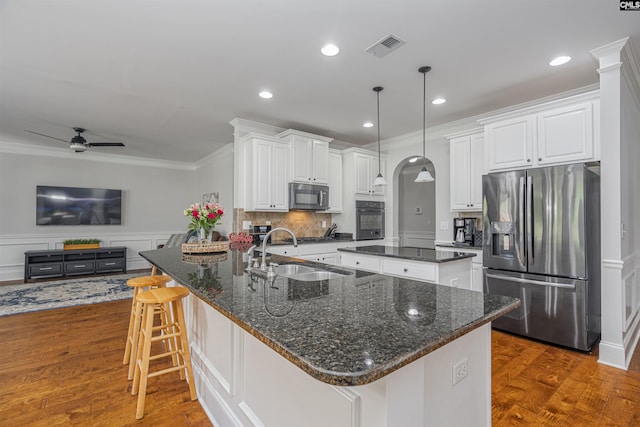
xmin=432 ymin=97 xmax=446 ymax=105
xmin=259 ymin=91 xmax=273 ymax=99
xmin=321 ymin=43 xmax=340 ymax=57
xmin=549 ymin=56 xmax=571 ymax=66
xmin=363 ymin=121 xmax=374 ymax=128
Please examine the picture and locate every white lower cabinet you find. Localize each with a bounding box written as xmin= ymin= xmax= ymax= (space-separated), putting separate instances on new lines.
xmin=299 ymin=253 xmax=340 ymax=265
xmin=381 ymin=258 xmax=436 ymax=282
xmin=340 ymin=252 xmax=381 ymax=273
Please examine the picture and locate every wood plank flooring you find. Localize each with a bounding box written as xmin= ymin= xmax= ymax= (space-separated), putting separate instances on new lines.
xmin=2 ymin=288 xmax=640 ymax=426
xmin=492 ymin=330 xmax=640 ymax=426
xmin=0 ymin=298 xmax=211 ymax=426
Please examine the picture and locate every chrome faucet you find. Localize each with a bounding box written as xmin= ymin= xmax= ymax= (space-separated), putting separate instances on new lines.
xmin=261 ymin=227 xmax=297 ymax=270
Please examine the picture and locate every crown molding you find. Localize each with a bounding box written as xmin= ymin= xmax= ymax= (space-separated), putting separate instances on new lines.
xmin=229 ymin=118 xmax=286 ymax=139
xmin=0 ymin=141 xmax=196 ymax=171
xmin=193 ymin=142 xmax=234 ymax=169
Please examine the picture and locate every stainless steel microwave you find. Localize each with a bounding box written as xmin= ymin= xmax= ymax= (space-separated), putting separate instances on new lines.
xmin=289 ymin=183 xmax=329 ymax=211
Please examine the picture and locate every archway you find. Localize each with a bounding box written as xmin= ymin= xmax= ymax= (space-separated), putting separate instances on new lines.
xmin=395 ymin=157 xmax=436 ymax=248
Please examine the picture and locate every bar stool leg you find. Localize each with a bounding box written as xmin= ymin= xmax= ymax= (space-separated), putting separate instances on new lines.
xmin=122 ymin=288 xmax=138 ymax=365
xmin=175 ymin=299 xmax=196 ymax=399
xmin=133 ymin=301 xmax=155 ymax=419
xmin=127 ymin=297 xmax=144 ymax=380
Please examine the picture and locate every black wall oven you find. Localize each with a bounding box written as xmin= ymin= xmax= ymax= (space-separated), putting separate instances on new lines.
xmin=356 ymin=201 xmax=385 ymax=240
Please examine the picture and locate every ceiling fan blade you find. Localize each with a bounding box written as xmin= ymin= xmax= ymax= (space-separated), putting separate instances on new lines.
xmin=87 ymin=142 xmax=125 ymax=147
xmin=25 ymin=130 xmax=69 ymax=143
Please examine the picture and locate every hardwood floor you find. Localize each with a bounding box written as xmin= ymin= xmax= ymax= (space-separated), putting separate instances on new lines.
xmin=492 ymin=330 xmax=640 ymax=426
xmin=2 ymin=291 xmax=640 ymax=426
xmin=0 ymin=299 xmax=211 ymax=426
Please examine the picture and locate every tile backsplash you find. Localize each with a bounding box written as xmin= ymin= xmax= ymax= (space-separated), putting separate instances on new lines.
xmin=233 ymin=209 xmax=333 ymax=238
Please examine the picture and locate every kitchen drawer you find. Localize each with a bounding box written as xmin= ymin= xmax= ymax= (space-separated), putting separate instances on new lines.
xmin=65 ymin=261 xmax=95 ymax=273
xmin=96 ymin=258 xmax=125 ymax=271
xmin=96 ymin=250 xmax=126 ymax=259
xmin=382 ymin=258 xmax=437 ymax=282
xmin=29 ymin=263 xmax=63 ymax=275
xmin=340 ymin=252 xmax=380 ymax=272
xmin=267 ymin=245 xmax=300 ymax=257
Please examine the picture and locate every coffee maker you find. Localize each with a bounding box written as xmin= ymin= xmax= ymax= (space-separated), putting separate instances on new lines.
xmin=453 ymin=218 xmax=476 ymax=246
xmin=250 ymin=225 xmax=272 ymax=246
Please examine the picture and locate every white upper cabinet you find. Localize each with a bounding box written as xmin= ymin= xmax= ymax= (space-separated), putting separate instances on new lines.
xmin=242 ymin=134 xmax=289 ymax=212
xmin=327 ymin=150 xmax=343 ymax=213
xmin=536 ymin=102 xmax=593 ymax=165
xmin=482 ymin=92 xmax=599 ymax=172
xmin=448 ymin=131 xmax=484 ymax=211
xmin=351 ymin=151 xmax=386 ymax=196
xmin=278 ymin=129 xmax=332 ymax=184
xmin=485 ymin=115 xmax=535 ymax=171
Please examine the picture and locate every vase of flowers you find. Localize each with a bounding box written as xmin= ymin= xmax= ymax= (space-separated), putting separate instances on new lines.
xmin=184 ymin=202 xmax=224 ymax=243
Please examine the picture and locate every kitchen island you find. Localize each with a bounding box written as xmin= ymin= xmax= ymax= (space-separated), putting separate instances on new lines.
xmin=339 ymin=245 xmax=476 ymax=290
xmin=139 ymin=247 xmax=518 ymax=427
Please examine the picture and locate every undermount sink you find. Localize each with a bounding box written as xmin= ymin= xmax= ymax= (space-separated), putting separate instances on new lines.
xmin=273 ymin=264 xmax=316 ymax=276
xmin=248 ymin=263 xmax=351 ymax=282
xmin=287 ymin=271 xmax=347 ymax=282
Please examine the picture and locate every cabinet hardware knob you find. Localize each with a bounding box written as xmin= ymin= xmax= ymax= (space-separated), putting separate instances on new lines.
xmin=356 ymin=261 xmax=360 ymax=265
xmin=403 ymin=268 xmax=408 ymax=272
xmin=527 ymin=159 xmax=531 ymax=162
xmin=538 ymin=158 xmax=542 ymax=161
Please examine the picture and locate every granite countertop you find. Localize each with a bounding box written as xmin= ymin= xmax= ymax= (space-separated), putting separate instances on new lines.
xmin=338 ymin=245 xmax=476 ymax=263
xmin=139 ymin=247 xmax=518 ymax=387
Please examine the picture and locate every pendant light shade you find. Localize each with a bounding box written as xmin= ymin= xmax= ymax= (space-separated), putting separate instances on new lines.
xmin=415 ymin=66 xmax=435 ymax=183
xmin=372 ymin=86 xmax=387 ymax=186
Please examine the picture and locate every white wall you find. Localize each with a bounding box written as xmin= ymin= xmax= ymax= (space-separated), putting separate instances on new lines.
xmin=0 ymin=145 xmax=197 ymax=280
xmin=193 ymin=143 xmax=234 ymax=236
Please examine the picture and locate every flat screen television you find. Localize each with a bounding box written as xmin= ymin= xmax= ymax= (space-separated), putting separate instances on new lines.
xmin=36 ymin=185 xmax=122 ymax=225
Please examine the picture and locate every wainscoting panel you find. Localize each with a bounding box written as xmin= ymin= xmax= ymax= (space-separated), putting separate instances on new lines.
xmin=399 ymin=231 xmax=436 ymax=249
xmin=0 ymin=232 xmax=181 ymax=281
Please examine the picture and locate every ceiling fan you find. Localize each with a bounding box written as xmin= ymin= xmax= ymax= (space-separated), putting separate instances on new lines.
xmin=26 ymin=127 xmax=126 ymax=152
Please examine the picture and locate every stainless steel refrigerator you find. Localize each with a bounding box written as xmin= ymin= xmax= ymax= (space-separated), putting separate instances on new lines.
xmin=482 ymin=163 xmax=600 ymax=351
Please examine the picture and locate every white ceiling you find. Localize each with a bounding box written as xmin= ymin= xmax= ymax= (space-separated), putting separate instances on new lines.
xmin=1 ymin=1 xmax=639 ymax=163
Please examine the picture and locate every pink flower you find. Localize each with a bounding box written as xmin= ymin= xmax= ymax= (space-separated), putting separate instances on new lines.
xmin=192 ymin=210 xmax=199 ymax=218
xmin=217 ymin=209 xmax=224 ymax=216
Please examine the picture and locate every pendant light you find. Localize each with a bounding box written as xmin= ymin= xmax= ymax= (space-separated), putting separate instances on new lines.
xmin=415 ymin=66 xmax=435 ymax=183
xmin=372 ymin=86 xmax=387 ymax=186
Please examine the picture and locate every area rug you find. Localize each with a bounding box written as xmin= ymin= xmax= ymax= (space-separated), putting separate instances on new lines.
xmin=0 ymin=273 xmax=147 ymax=317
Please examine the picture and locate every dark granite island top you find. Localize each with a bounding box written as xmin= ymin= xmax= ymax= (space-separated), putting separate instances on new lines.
xmin=338 ymin=245 xmax=476 ymax=262
xmin=139 ymin=246 xmax=518 ymax=387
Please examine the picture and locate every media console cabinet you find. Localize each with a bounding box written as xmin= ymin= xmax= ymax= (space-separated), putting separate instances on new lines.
xmin=24 ymin=246 xmax=127 ymax=283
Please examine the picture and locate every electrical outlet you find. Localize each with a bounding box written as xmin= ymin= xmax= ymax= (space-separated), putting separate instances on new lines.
xmin=242 ymin=221 xmax=252 ymax=230
xmin=322 ymin=220 xmax=327 ymax=228
xmin=452 ymin=358 xmax=468 ymax=386
xmin=440 ymin=221 xmax=449 ymax=231
xmin=265 ymin=221 xmax=271 ymax=225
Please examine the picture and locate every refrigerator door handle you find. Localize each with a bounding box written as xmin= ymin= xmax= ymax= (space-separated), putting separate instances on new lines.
xmin=527 ymin=175 xmax=534 ymax=266
xmin=518 ymin=177 xmax=526 ymax=268
xmin=485 ymin=273 xmax=576 ymax=290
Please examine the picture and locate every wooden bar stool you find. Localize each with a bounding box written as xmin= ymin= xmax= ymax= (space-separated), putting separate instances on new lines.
xmin=131 ymin=286 xmax=197 ymax=419
xmin=123 ymin=275 xmax=173 ymax=380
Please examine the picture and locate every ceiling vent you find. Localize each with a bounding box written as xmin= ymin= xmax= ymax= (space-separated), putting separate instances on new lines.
xmin=365 ymin=34 xmax=406 ymax=58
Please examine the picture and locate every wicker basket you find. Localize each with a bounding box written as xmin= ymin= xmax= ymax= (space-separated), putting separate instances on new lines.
xmin=181 ymin=252 xmax=228 ymax=264
xmin=181 ymin=241 xmax=229 ymax=254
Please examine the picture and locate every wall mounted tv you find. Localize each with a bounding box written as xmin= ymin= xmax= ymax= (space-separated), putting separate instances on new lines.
xmin=36 ymin=185 xmax=122 ymax=225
